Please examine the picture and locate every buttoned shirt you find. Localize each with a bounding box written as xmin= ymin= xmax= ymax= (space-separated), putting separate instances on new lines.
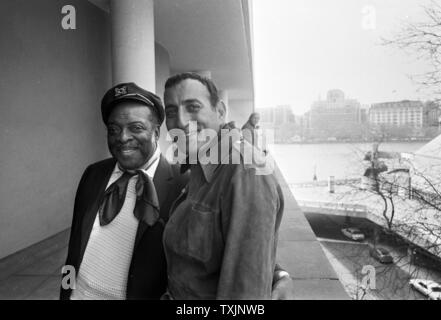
xmin=71 ymin=147 xmax=161 ymax=300
xmin=163 ymin=126 xmax=284 ymax=299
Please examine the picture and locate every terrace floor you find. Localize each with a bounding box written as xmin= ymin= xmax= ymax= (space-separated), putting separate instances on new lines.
xmin=0 ymin=230 xmax=69 ymax=299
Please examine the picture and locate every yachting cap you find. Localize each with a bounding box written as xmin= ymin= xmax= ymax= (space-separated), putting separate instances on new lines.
xmin=101 ymin=82 xmax=164 ymax=125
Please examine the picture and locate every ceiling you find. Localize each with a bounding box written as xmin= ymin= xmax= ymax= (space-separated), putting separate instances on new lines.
xmin=88 ymin=0 xmax=254 ymax=101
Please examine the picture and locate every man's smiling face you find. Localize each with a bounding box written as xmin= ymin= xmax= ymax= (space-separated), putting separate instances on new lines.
xmin=107 ymin=101 xmax=159 ymax=170
xmin=164 ymin=79 xmax=226 ymax=154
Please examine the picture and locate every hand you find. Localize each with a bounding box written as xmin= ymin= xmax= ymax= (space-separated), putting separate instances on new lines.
xmin=271 ymin=272 xmax=294 ymax=300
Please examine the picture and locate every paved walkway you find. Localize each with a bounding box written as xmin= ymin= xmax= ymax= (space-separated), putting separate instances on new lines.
xmin=273 ymin=166 xmax=349 ymax=299
xmin=0 ymin=230 xmax=69 ymax=299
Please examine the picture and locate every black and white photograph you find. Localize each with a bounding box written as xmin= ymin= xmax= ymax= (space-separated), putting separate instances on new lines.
xmin=0 ymin=0 xmax=440 ymax=307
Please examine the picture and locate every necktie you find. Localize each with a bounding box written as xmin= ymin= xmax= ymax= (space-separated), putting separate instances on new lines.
xmin=98 ymin=170 xmax=160 ymax=226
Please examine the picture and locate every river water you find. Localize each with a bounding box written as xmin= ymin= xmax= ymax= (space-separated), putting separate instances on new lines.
xmin=269 ymin=142 xmax=425 ymax=184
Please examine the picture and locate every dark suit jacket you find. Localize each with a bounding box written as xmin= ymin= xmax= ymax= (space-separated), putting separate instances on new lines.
xmin=60 ymin=155 xmax=188 ymax=300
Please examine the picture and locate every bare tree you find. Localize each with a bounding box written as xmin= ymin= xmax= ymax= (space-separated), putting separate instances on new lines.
xmin=305 ymin=139 xmax=441 ymax=299
xmin=350 ymin=141 xmax=441 ymax=299
xmin=382 ymin=0 xmax=441 ymax=99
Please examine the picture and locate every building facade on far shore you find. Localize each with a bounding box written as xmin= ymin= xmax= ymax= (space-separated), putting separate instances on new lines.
xmin=423 ymin=101 xmax=441 ymax=127
xmin=309 ymin=89 xmax=362 ymax=139
xmin=369 ymin=100 xmax=424 ymax=128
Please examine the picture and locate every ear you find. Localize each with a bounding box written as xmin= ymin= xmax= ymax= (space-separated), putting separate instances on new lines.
xmin=216 ymin=100 xmax=227 ymax=121
xmin=153 ymin=125 xmax=160 ymax=141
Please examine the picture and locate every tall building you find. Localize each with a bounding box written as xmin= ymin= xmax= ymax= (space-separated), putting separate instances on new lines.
xmin=423 ymin=101 xmax=441 ymax=127
xmin=256 ymin=105 xmax=296 ymax=142
xmin=369 ymin=100 xmax=424 ymax=128
xmin=274 ymin=105 xmax=295 ymax=125
xmin=256 ymin=105 xmax=295 ymax=127
xmin=309 ymin=89 xmax=361 ymax=139
xmin=360 ymin=104 xmax=370 ymax=123
xmin=257 ymin=107 xmax=275 ymax=125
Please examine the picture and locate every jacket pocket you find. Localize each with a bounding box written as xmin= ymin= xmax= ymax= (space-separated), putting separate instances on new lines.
xmin=181 ymin=202 xmax=215 ymax=263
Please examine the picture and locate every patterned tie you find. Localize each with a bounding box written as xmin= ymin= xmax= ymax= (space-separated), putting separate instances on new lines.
xmin=98 ymin=170 xmax=160 ymax=226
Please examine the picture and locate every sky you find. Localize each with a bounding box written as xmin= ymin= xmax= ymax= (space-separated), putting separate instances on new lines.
xmin=252 ymin=0 xmax=437 ymax=114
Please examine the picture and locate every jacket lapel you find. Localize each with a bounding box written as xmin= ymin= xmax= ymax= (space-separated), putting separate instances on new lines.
xmin=133 ymin=155 xmax=174 ymax=249
xmin=78 ymin=159 xmax=116 ymax=264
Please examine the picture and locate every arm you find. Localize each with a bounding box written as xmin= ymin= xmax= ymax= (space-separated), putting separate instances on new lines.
xmin=217 ymin=167 xmax=284 ymax=299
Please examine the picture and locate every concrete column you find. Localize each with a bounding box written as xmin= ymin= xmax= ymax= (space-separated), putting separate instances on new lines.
xmin=155 ymin=43 xmax=172 ymax=154
xmin=110 ymin=0 xmax=155 ymax=91
xmin=155 ymin=43 xmax=171 ymax=99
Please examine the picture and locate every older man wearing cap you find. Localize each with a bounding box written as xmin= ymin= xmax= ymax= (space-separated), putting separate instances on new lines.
xmin=60 ymin=82 xmax=187 ymax=300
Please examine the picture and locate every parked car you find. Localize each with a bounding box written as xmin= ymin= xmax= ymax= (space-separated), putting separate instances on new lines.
xmin=409 ymin=279 xmax=441 ymax=300
xmin=369 ymin=246 xmax=393 ymax=264
xmin=341 ymin=227 xmax=365 ymax=241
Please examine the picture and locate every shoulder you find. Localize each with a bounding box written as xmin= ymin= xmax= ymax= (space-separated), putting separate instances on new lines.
xmin=86 ymin=157 xmax=116 ymax=172
xmin=73 ymin=158 xmax=115 ymax=206
xmin=79 ymin=158 xmax=116 ymax=183
xmin=230 ymin=140 xmax=275 ymax=176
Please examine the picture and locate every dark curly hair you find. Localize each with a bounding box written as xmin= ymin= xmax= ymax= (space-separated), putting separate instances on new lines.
xmin=164 ymin=72 xmax=220 ymax=107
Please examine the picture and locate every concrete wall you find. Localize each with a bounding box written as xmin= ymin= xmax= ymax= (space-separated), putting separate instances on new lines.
xmin=155 ymin=42 xmax=172 ymax=153
xmin=0 ymin=0 xmax=111 ymax=259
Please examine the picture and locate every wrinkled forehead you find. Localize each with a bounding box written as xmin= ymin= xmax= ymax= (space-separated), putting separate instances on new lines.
xmin=164 ymin=79 xmax=211 ymax=105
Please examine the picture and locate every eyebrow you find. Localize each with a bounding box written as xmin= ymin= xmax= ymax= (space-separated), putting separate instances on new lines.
xmin=107 ymin=121 xmax=146 ymax=126
xmin=182 ymin=99 xmax=202 ymax=105
xmin=165 ymin=99 xmax=202 ymax=109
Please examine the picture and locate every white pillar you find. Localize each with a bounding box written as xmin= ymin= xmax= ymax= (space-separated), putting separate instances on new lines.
xmin=110 ymin=0 xmax=156 ymax=92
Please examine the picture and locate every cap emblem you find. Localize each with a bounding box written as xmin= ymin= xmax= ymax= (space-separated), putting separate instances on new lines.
xmin=114 ymin=86 xmax=127 ymax=97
